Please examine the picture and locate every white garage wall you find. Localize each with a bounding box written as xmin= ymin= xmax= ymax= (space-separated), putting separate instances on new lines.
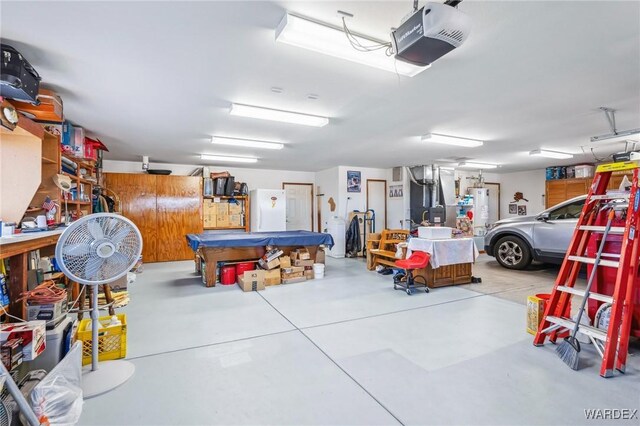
xmin=102 ymin=160 xmax=315 ymax=191
xmin=315 ymin=167 xmax=339 ymax=232
xmin=497 ymin=169 xmax=547 ymax=218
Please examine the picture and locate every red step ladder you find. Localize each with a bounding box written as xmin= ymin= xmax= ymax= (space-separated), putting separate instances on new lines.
xmin=534 ymin=160 xmax=640 ymax=378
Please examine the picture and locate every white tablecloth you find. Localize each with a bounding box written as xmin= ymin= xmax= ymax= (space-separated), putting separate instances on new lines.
xmin=407 ymin=237 xmax=479 ymax=269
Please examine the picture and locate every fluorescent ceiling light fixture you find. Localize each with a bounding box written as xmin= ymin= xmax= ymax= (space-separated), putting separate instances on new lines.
xmin=275 ymin=13 xmax=429 ymax=77
xmin=211 ymin=136 xmax=284 ymax=150
xmin=422 ymin=133 xmax=484 ymax=148
xmin=458 ymin=162 xmax=498 ymax=169
xmin=200 ymin=154 xmax=258 ymax=164
xmin=230 ymin=103 xmax=329 ymax=127
xmin=529 ymin=149 xmax=573 ymax=160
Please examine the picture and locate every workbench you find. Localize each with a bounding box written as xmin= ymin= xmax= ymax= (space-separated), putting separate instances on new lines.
xmin=186 ymin=231 xmax=334 ymax=287
xmin=0 ymin=229 xmax=64 ymax=319
xmin=407 ymin=237 xmax=479 ymax=288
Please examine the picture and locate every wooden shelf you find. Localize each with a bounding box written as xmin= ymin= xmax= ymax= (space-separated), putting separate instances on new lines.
xmin=42 ymin=156 xmax=57 ymax=164
xmin=61 ymin=152 xmax=95 ymax=170
xmin=78 ymin=177 xmax=96 ymax=185
xmin=25 ymin=207 xmax=44 ymax=213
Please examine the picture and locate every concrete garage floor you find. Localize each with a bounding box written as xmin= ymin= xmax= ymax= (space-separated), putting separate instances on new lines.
xmin=80 ymin=255 xmax=640 ymax=425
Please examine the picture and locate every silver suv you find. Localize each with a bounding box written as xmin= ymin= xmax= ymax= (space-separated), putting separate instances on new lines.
xmin=484 ymin=195 xmax=587 ymax=269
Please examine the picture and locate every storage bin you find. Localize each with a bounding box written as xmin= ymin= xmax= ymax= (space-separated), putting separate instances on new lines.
xmin=418 ymin=226 xmax=452 ymax=239
xmin=574 ymin=164 xmax=595 ymax=178
xmin=77 ymin=314 xmax=127 ymax=366
xmin=545 ymin=167 xmax=556 ymax=180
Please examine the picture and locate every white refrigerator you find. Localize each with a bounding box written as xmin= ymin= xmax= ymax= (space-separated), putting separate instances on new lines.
xmin=250 ymin=189 xmax=286 ymax=232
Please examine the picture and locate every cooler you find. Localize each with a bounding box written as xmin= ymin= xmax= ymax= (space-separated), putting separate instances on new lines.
xmin=19 ymin=315 xmax=74 ymax=374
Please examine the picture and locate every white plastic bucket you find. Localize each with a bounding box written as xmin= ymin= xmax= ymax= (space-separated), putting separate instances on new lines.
xmin=313 ymin=263 xmax=325 ymax=279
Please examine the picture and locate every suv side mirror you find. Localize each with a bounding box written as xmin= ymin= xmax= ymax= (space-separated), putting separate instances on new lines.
xmin=538 ymin=212 xmax=550 ymax=221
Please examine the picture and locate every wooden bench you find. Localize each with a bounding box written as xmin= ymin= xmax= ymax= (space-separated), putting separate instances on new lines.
xmin=369 ymin=229 xmax=409 ymax=269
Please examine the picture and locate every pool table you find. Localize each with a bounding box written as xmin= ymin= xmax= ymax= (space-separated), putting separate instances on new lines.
xmin=186 ymin=231 xmax=335 ymax=287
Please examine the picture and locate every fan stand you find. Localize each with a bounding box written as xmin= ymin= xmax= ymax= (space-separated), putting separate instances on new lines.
xmin=82 ymin=285 xmax=135 ymax=399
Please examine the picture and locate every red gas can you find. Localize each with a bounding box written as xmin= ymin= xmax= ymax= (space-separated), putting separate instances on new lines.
xmin=235 ymin=262 xmax=255 ymax=280
xmin=220 ymin=265 xmax=237 ymax=285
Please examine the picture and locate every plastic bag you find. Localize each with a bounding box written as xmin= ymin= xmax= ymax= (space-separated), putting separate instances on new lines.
xmin=30 ymin=341 xmax=83 ymax=426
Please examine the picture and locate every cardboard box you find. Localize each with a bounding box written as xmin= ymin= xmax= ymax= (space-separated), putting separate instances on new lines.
xmin=294 ymin=259 xmax=314 ymax=267
xmin=238 ymin=270 xmax=265 ymax=292
xmin=229 ymin=214 xmax=242 ymax=227
xmin=216 ymin=202 xmax=229 ymax=216
xmin=204 ymin=214 xmax=217 ymax=228
xmin=315 ymin=248 xmax=325 ymax=264
xmin=290 ymin=248 xmax=311 ymax=261
xmin=304 ymin=269 xmax=314 ymax=280
xmin=259 ymin=257 xmax=280 ymax=270
xmin=216 ymin=215 xmax=230 ymax=228
xmin=228 ymin=203 xmax=242 ymax=215
xmin=526 ymin=295 xmax=549 ymax=335
xmin=263 ymin=268 xmax=281 ymax=286
xmin=281 ymin=266 xmax=304 ymax=274
xmin=282 ymin=277 xmax=306 ymax=284
xmin=0 ymin=321 xmax=46 ymax=361
xmin=26 ymin=299 xmax=68 ymax=329
xmin=1 ymin=339 xmax=23 ymax=371
xmin=280 ymin=256 xmax=292 ymax=268
xmin=110 ymin=274 xmax=128 ymax=292
xmin=203 ymin=200 xmax=217 ymax=215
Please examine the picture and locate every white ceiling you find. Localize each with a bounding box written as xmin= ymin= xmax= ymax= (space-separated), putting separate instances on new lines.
xmin=2 ymin=1 xmax=639 ymax=173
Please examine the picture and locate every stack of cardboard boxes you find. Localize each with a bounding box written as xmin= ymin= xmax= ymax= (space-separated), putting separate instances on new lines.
xmin=203 ymin=199 xmax=244 ymax=229
xmin=235 ymin=246 xmax=326 ymax=291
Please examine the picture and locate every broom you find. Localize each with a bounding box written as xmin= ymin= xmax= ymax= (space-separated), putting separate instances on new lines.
xmin=556 ymin=208 xmax=615 ymax=370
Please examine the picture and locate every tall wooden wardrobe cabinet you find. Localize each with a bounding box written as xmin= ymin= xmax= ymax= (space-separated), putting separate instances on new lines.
xmin=104 ymin=173 xmax=202 ymax=262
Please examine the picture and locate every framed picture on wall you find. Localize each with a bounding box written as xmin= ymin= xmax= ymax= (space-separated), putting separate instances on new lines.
xmin=389 ymin=185 xmax=403 ymax=198
xmin=509 ymin=203 xmax=517 ymax=214
xmin=347 ymin=170 xmax=361 ymax=193
xmin=517 ymin=205 xmax=527 ymax=216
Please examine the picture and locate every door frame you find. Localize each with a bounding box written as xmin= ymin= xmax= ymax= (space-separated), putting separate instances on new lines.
xmin=485 ymin=181 xmax=501 ymax=221
xmin=282 ymin=182 xmax=314 ymax=232
xmin=366 ymin=179 xmax=387 ymax=230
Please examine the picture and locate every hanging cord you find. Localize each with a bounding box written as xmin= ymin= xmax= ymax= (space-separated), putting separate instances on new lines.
xmin=341 ymin=17 xmax=394 ymax=56
xmin=17 ymin=280 xmax=66 ymax=304
xmin=0 ymin=281 xmax=87 ymax=325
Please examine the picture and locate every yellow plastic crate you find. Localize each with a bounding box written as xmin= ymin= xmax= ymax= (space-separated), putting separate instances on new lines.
xmin=77 ymin=313 xmax=127 ymax=366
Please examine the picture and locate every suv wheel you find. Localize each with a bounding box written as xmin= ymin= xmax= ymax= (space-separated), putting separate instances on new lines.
xmin=495 ymin=236 xmax=532 ymax=270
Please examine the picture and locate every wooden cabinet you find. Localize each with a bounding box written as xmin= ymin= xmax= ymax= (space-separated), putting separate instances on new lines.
xmin=545 ymin=172 xmax=634 ymax=208
xmin=414 ymin=262 xmax=473 ymax=288
xmin=545 ymin=178 xmax=590 ymax=208
xmin=26 ymin=129 xmax=61 ymax=223
xmin=0 ymin=110 xmax=44 ymax=223
xmin=104 ymin=173 xmax=158 ymax=262
xmin=156 ymin=175 xmax=202 ymax=261
xmin=104 ymin=173 xmax=202 ymax=262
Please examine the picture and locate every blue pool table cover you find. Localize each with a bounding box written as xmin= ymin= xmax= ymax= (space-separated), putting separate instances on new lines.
xmin=187 ymin=230 xmax=335 ymax=252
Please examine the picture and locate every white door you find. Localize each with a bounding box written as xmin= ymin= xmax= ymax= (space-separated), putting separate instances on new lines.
xmin=283 ymin=183 xmax=313 ymax=231
xmin=366 ymin=179 xmax=387 ymax=232
xmin=485 ymin=183 xmax=500 ymax=225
